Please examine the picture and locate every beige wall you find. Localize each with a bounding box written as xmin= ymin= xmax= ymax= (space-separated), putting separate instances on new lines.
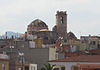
xmin=49 ymin=48 xmax=58 ymax=60
xmin=68 ymin=38 xmax=99 ymax=51
xmin=34 ymin=39 xmax=42 ymax=48
xmin=0 ymin=61 xmax=9 ymax=70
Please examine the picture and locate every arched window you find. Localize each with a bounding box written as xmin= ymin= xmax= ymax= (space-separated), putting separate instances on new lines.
xmin=60 ymin=16 xmax=63 ymax=24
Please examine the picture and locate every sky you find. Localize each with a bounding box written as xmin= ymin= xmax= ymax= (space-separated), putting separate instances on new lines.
xmin=0 ymin=0 xmax=100 ymax=38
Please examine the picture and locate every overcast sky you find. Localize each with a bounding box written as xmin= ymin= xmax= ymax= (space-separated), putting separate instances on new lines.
xmin=0 ymin=0 xmax=100 ymax=38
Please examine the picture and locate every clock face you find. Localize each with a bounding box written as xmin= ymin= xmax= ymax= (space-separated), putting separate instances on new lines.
xmin=60 ymin=16 xmax=63 ymax=24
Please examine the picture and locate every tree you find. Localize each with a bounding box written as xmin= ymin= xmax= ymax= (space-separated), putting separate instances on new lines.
xmin=41 ymin=63 xmax=55 ymax=70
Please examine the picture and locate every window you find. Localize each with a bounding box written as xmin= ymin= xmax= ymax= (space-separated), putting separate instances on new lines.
xmin=90 ymin=41 xmax=96 ymax=45
xmin=2 ymin=64 xmax=5 ymax=70
xmin=44 ymin=37 xmax=48 ymax=40
xmin=33 ymin=67 xmax=35 ymax=70
xmin=61 ymin=67 xmax=65 ymax=70
xmin=31 ymin=66 xmax=33 ymax=70
xmin=99 ymin=40 xmax=100 ymax=44
xmin=31 ymin=66 xmax=35 ymax=70
xmin=25 ymin=66 xmax=29 ymax=70
xmin=1 ymin=45 xmax=6 ymax=48
xmin=60 ymin=16 xmax=63 ymax=24
xmin=98 ymin=44 xmax=100 ymax=48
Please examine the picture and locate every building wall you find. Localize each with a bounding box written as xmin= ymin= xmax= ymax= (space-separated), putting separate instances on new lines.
xmin=33 ymin=39 xmax=42 ymax=48
xmin=58 ymin=52 xmax=65 ymax=59
xmin=88 ymin=37 xmax=99 ymax=49
xmin=16 ymin=47 xmax=49 ymax=70
xmin=0 ymin=60 xmax=9 ymax=70
xmin=67 ymin=38 xmax=100 ymax=52
xmin=49 ymin=48 xmax=58 ymax=60
xmin=0 ymin=40 xmax=49 ymax=70
xmin=49 ymin=62 xmax=100 ymax=70
xmin=55 ymin=11 xmax=67 ymax=42
xmin=79 ymin=43 xmax=88 ymax=51
xmin=67 ymin=39 xmax=80 ymax=52
xmin=36 ymin=31 xmax=57 ymax=44
xmin=0 ymin=39 xmax=15 ymax=49
xmin=79 ymin=36 xmax=100 ymax=51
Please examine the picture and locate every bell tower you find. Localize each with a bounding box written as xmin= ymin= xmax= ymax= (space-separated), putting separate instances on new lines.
xmin=56 ymin=11 xmax=67 ymax=42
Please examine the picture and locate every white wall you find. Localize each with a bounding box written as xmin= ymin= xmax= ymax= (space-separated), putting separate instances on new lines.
xmin=29 ymin=64 xmax=37 ymax=70
xmin=29 ymin=41 xmax=35 ymax=48
xmin=49 ymin=62 xmax=100 ymax=70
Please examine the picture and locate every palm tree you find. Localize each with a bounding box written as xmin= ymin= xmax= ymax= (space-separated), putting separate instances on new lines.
xmin=41 ymin=63 xmax=55 ymax=70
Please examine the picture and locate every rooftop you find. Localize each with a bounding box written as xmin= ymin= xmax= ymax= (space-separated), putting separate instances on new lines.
xmin=49 ymin=55 xmax=100 ymax=62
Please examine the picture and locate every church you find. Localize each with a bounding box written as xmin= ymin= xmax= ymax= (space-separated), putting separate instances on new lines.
xmin=26 ymin=11 xmax=67 ymax=44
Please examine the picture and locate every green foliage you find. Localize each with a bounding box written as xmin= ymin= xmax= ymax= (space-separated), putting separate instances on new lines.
xmin=41 ymin=67 xmax=46 ymax=70
xmin=41 ymin=63 xmax=55 ymax=70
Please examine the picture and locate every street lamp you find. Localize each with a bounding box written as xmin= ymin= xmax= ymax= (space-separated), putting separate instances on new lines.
xmin=18 ymin=49 xmax=24 ymax=70
xmin=20 ymin=53 xmax=24 ymax=70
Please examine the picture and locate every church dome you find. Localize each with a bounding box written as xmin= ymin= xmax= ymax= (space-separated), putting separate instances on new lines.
xmin=27 ymin=19 xmax=48 ymax=32
xmin=67 ymin=32 xmax=77 ymax=40
xmin=30 ymin=19 xmax=48 ymax=27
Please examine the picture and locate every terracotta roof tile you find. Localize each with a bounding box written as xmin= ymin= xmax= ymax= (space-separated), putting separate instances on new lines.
xmin=49 ymin=55 xmax=100 ymax=62
xmin=65 ymin=52 xmax=87 ymax=57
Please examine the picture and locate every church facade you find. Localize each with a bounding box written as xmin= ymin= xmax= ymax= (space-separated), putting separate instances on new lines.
xmin=27 ymin=11 xmax=67 ymax=44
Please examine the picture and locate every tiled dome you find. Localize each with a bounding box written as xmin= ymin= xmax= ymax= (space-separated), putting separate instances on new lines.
xmin=27 ymin=19 xmax=48 ymax=32
xmin=29 ymin=19 xmax=48 ymax=27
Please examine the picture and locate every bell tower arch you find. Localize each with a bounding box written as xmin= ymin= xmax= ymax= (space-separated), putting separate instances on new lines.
xmin=56 ymin=11 xmax=67 ymax=42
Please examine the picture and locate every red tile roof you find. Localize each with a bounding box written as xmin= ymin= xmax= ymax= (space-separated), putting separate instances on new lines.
xmin=65 ymin=52 xmax=87 ymax=57
xmin=0 ymin=58 xmax=9 ymax=61
xmin=89 ymin=49 xmax=100 ymax=54
xmin=49 ymin=55 xmax=100 ymax=62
